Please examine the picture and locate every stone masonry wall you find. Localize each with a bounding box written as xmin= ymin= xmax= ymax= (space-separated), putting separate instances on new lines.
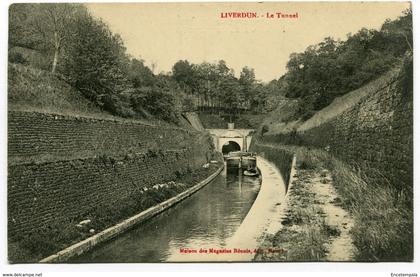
xmin=250 ymin=144 xmax=294 ymax=190
xmin=8 ymin=111 xmax=213 ymax=239
xmin=8 ymin=150 xmax=198 ymax=239
xmin=264 ymin=60 xmax=413 ymax=193
xmin=8 ymin=111 xmax=197 ymax=163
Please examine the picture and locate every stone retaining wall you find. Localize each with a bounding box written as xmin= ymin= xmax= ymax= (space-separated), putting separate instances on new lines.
xmin=8 ymin=111 xmax=213 ymax=241
xmin=261 ymin=59 xmax=413 ymax=193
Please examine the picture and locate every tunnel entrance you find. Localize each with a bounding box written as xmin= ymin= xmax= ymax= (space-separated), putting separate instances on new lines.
xmin=222 ymin=141 xmax=241 ymax=155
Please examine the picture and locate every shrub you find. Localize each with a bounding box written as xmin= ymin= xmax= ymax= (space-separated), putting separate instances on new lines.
xmin=8 ymin=51 xmax=28 ymax=65
xmin=296 ymin=149 xmax=318 ymax=170
xmin=261 ymin=125 xmax=269 ymax=136
xmin=130 ymin=87 xmax=179 ymax=123
xmin=101 ymin=94 xmax=135 ymax=118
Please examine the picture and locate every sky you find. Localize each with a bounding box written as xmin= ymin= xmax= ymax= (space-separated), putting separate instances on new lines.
xmin=87 ymin=2 xmax=410 ymax=82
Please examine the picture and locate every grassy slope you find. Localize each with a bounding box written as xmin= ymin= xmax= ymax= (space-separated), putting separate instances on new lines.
xmin=8 ymin=63 xmax=110 ymax=118
xmin=304 ymin=147 xmax=413 ymax=261
xmin=8 ymin=63 xmax=188 ymax=130
xmin=262 ymin=63 xmax=401 ymax=135
xmin=261 ymin=99 xmax=301 ymax=135
xmin=298 ymin=65 xmax=401 ymax=131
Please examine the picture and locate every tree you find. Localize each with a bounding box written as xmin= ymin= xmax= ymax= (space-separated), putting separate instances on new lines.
xmin=131 ymin=87 xmax=178 ymax=122
xmin=9 ymin=4 xmax=42 ymax=49
xmin=61 ymin=12 xmax=129 ymax=104
xmin=278 ymin=9 xmax=412 ymax=120
xmin=239 ymin=66 xmax=256 ymax=110
xmin=219 ymin=75 xmax=241 ymax=121
xmin=128 ymin=58 xmax=156 ymax=88
xmin=172 ymin=60 xmax=195 ymax=93
xmin=380 ymin=9 xmax=412 ymax=54
xmin=30 ymin=3 xmax=85 ymax=73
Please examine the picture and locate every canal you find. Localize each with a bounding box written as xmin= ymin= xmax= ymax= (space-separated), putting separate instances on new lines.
xmin=72 ymin=169 xmax=261 ymax=263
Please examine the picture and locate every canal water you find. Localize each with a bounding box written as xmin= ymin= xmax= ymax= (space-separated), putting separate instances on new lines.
xmin=72 ymin=169 xmax=261 ymax=263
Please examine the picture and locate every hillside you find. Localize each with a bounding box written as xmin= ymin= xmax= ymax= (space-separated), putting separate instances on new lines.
xmin=260 ymin=99 xmax=301 ymax=135
xmin=255 ymin=55 xmax=413 ymax=262
xmin=297 ymin=63 xmax=402 ymax=132
xmin=8 ymin=63 xmax=191 ymax=130
xmin=262 ymin=61 xmax=402 ymax=136
xmin=198 ymin=112 xmax=265 ymax=129
xmin=8 ymin=63 xmax=109 ymax=117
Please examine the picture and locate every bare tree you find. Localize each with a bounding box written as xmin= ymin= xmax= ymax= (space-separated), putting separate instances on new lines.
xmin=31 ymin=4 xmax=83 ymax=73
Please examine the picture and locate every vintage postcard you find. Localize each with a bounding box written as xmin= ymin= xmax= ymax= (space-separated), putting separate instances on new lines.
xmin=5 ymin=0 xmax=413 ymax=267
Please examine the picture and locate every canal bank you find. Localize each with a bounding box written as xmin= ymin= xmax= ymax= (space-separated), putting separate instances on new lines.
xmin=222 ymin=156 xmax=294 ymax=261
xmin=52 ymin=151 xmax=296 ymax=263
xmin=159 ymin=156 xmax=292 ymax=262
xmin=40 ymin=163 xmax=224 ymax=263
xmin=66 ymin=154 xmax=295 ymax=263
xmin=70 ymin=164 xmax=262 ymax=263
xmin=8 ymin=110 xmax=218 ymax=263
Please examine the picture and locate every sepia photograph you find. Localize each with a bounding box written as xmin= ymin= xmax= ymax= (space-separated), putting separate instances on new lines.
xmin=3 ymin=0 xmax=415 ymax=271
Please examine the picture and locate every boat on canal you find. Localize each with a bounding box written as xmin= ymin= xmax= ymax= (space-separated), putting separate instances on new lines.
xmin=243 ymin=167 xmax=259 ymax=177
xmin=226 ymin=151 xmax=258 ymax=175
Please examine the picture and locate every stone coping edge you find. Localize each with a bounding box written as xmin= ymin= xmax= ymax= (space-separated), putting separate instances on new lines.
xmin=252 ymin=154 xmax=296 ymax=258
xmin=287 ymin=155 xmax=297 ymax=194
xmin=39 ymin=164 xmax=224 ymax=263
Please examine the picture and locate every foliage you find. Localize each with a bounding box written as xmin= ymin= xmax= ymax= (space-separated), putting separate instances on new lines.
xmin=261 ymin=125 xmax=269 ymax=136
xmin=8 ymin=51 xmax=28 ymax=65
xmin=8 ymin=4 xmax=178 ymax=122
xmin=330 ymin=156 xmax=413 ymax=261
xmin=8 ymin=63 xmax=104 ymax=116
xmin=9 ymin=3 xmax=284 ymax=122
xmin=128 ymin=58 xmax=155 ymax=88
xmin=9 ymin=3 xmax=87 ymax=73
xmin=280 ymin=9 xmax=412 ymax=120
xmin=9 ymin=4 xmax=43 ymax=49
xmin=171 ymin=59 xmax=278 ymax=117
xmin=101 ymin=94 xmax=135 ymax=118
xmin=130 ymin=87 xmax=178 ymax=122
xmin=61 ymin=12 xmax=129 ymax=103
xmin=9 ymin=4 xmax=411 ymax=124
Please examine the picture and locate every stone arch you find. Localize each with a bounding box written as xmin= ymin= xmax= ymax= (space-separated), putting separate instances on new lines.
xmin=221 ymin=141 xmax=241 ymax=155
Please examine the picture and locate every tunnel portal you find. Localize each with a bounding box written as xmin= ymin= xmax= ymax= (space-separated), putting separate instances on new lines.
xmin=222 ymin=141 xmax=241 ymax=155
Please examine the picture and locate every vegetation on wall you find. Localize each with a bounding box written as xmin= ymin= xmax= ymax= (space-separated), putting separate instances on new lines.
xmin=9 ymin=163 xmax=220 ymax=263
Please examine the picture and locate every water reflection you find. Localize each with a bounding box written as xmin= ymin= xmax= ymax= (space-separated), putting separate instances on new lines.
xmin=72 ymin=169 xmax=261 ymax=263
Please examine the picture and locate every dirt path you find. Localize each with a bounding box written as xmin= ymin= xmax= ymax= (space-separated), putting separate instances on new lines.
xmin=254 ymin=164 xmax=355 ymax=262
xmin=310 ymin=169 xmax=355 ymax=261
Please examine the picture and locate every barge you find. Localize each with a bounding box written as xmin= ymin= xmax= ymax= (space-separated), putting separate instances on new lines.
xmin=225 ymin=151 xmax=258 ymax=175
